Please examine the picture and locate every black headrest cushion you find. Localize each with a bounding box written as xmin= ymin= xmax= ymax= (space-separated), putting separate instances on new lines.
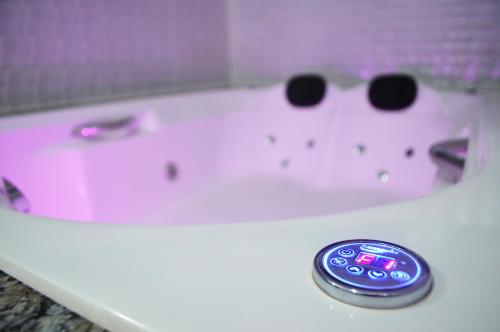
xmin=286 ymin=74 xmax=326 ymax=107
xmin=369 ymin=74 xmax=418 ymax=111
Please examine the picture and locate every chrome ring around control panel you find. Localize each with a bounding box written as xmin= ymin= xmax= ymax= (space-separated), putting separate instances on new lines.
xmin=312 ymin=239 xmax=433 ymax=309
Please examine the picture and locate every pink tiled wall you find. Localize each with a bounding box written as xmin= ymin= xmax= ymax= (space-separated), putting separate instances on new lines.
xmin=1 ymin=0 xmax=499 ymax=114
xmin=0 ymin=0 xmax=229 ymax=114
xmin=227 ymin=0 xmax=500 ymax=87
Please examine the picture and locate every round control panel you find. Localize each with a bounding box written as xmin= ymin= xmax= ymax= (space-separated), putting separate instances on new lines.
xmin=313 ymin=239 xmax=432 ymax=308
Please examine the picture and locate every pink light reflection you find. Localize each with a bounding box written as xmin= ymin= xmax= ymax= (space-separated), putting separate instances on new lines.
xmin=81 ymin=127 xmax=100 ymax=138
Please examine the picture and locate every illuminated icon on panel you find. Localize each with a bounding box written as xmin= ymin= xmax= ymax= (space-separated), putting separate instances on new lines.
xmin=391 ymin=271 xmax=410 ymax=281
xmin=330 ymin=257 xmax=348 ymax=266
xmin=338 ymin=249 xmax=356 ymax=257
xmin=346 ymin=265 xmax=364 ymax=275
xmin=368 ymin=270 xmax=387 ymax=280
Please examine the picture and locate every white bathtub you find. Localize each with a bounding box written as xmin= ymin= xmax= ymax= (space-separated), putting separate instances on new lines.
xmin=0 ymin=82 xmax=499 ymax=331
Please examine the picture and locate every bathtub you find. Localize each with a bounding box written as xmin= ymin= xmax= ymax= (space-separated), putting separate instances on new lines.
xmin=0 ymin=80 xmax=499 ymax=331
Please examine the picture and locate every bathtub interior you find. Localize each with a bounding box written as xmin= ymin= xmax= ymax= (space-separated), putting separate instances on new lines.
xmin=0 ymin=76 xmax=482 ymax=224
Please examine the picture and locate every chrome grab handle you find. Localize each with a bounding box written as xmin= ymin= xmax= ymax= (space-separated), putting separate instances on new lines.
xmin=72 ymin=116 xmax=138 ymax=140
xmin=429 ymin=138 xmax=468 ymax=169
xmin=0 ymin=178 xmax=30 ymax=213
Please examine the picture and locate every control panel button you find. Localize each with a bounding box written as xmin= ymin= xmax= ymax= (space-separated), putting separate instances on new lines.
xmin=368 ymin=270 xmax=387 ymax=280
xmin=391 ymin=270 xmax=410 ymax=281
xmin=346 ymin=265 xmax=364 ymax=275
xmin=330 ymin=257 xmax=348 ymax=267
xmin=338 ymin=248 xmax=356 ymax=257
xmin=313 ymin=239 xmax=433 ymax=309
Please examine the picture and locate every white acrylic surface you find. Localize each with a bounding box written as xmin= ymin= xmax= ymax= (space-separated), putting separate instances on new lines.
xmin=0 ymin=83 xmax=459 ymax=224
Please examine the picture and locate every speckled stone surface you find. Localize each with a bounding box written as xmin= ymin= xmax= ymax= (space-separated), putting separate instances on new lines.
xmin=0 ymin=270 xmax=107 ymax=332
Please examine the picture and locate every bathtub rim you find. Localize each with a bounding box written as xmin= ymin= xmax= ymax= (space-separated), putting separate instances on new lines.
xmin=0 ymin=87 xmax=499 ymax=332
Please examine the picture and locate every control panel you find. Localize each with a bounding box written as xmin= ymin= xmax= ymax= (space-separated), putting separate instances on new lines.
xmin=313 ymin=240 xmax=432 ymax=308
